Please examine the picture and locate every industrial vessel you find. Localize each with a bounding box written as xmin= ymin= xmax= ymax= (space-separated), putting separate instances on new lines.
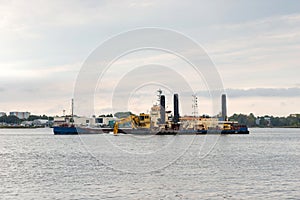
xmin=53 ymin=91 xmax=249 ymax=135
xmin=112 ymin=91 xmax=249 ymax=135
xmin=53 ymin=99 xmax=114 ymax=135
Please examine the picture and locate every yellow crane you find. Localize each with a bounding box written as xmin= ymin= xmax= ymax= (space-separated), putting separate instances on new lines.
xmin=113 ymin=115 xmax=139 ymax=135
xmin=113 ymin=113 xmax=150 ymax=135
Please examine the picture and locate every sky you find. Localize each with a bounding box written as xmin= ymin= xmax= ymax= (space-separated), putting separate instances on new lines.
xmin=0 ymin=0 xmax=300 ymax=117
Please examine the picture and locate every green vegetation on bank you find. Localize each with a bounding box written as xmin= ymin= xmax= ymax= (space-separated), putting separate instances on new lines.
xmin=27 ymin=115 xmax=54 ymax=121
xmin=0 ymin=115 xmax=53 ymax=125
xmin=229 ymin=113 xmax=300 ymax=128
xmin=0 ymin=115 xmax=21 ymax=124
xmin=0 ymin=113 xmax=299 ymax=128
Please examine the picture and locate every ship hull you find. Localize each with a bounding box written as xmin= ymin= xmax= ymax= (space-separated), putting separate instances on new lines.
xmin=156 ymin=129 xmax=207 ymax=135
xmin=54 ymin=127 xmax=249 ymax=135
xmin=117 ymin=128 xmax=207 ymax=135
xmin=53 ymin=126 xmax=78 ymax=135
xmin=221 ymin=130 xmax=250 ymax=134
xmin=118 ymin=128 xmax=249 ymax=135
xmin=53 ymin=126 xmax=113 ymax=135
xmin=77 ymin=127 xmax=112 ymax=134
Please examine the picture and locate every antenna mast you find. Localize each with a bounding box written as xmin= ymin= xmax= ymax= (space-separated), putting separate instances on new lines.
xmin=192 ymin=94 xmax=198 ymax=118
xmin=192 ymin=94 xmax=198 ymax=130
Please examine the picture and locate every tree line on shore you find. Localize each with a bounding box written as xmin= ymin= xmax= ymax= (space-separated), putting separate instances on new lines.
xmin=0 ymin=113 xmax=299 ymax=128
xmin=228 ymin=113 xmax=300 ymax=128
xmin=0 ymin=115 xmax=54 ymax=125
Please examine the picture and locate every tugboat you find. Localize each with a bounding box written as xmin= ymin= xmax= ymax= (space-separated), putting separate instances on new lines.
xmin=221 ymin=121 xmax=249 ymax=134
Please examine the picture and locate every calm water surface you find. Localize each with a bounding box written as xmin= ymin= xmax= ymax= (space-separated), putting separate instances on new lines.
xmin=1 ymin=128 xmax=299 ymax=199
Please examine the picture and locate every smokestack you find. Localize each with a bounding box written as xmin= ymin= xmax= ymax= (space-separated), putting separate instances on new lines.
xmin=221 ymin=94 xmax=227 ymax=121
xmin=160 ymin=95 xmax=165 ymax=124
xmin=173 ymin=94 xmax=179 ymax=123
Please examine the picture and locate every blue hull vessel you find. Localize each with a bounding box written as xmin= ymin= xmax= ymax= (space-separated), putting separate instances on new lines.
xmin=53 ymin=126 xmax=113 ymax=135
xmin=53 ymin=126 xmax=78 ymax=135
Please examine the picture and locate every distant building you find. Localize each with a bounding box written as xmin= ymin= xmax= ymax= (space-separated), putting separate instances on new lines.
xmin=290 ymin=114 xmax=300 ymax=118
xmin=21 ymin=121 xmax=33 ymax=127
xmin=264 ymin=117 xmax=271 ymax=127
xmin=255 ymin=118 xmax=260 ymax=125
xmin=9 ymin=111 xmax=30 ymax=119
xmin=33 ymin=119 xmax=49 ymax=127
xmin=256 ymin=117 xmax=271 ymax=127
xmin=0 ymin=112 xmax=6 ymax=117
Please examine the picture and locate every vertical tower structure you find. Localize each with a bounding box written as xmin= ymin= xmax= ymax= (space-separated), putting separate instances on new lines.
xmin=160 ymin=95 xmax=165 ymax=124
xmin=173 ymin=94 xmax=179 ymax=123
xmin=192 ymin=94 xmax=198 ymax=118
xmin=221 ymin=94 xmax=227 ymax=121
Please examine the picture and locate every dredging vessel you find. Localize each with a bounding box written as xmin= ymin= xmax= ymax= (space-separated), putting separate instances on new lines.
xmin=53 ymin=91 xmax=249 ymax=135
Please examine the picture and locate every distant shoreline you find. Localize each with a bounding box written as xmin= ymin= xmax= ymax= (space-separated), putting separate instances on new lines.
xmin=249 ymin=126 xmax=300 ymax=128
xmin=1 ymin=126 xmax=299 ymax=129
xmin=0 ymin=126 xmax=47 ymax=129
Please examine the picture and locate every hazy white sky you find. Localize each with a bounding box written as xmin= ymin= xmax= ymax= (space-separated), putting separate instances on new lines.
xmin=0 ymin=0 xmax=300 ymax=117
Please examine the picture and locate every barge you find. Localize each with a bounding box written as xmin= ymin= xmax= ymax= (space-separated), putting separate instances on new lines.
xmin=53 ymin=92 xmax=249 ymax=135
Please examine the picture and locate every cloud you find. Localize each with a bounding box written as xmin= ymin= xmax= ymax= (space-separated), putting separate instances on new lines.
xmin=0 ymin=1 xmax=300 ymax=116
xmin=0 ymin=61 xmax=80 ymax=79
xmin=202 ymin=13 xmax=300 ymax=89
xmin=208 ymin=14 xmax=300 ymax=59
xmin=195 ymin=87 xmax=300 ymax=98
xmin=226 ymin=88 xmax=300 ymax=98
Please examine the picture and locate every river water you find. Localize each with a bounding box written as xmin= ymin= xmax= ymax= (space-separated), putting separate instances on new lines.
xmin=0 ymin=128 xmax=299 ymax=199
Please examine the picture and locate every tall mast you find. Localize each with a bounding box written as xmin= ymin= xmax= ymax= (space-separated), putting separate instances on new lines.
xmin=71 ymin=98 xmax=74 ymax=124
xmin=71 ymin=98 xmax=74 ymax=117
